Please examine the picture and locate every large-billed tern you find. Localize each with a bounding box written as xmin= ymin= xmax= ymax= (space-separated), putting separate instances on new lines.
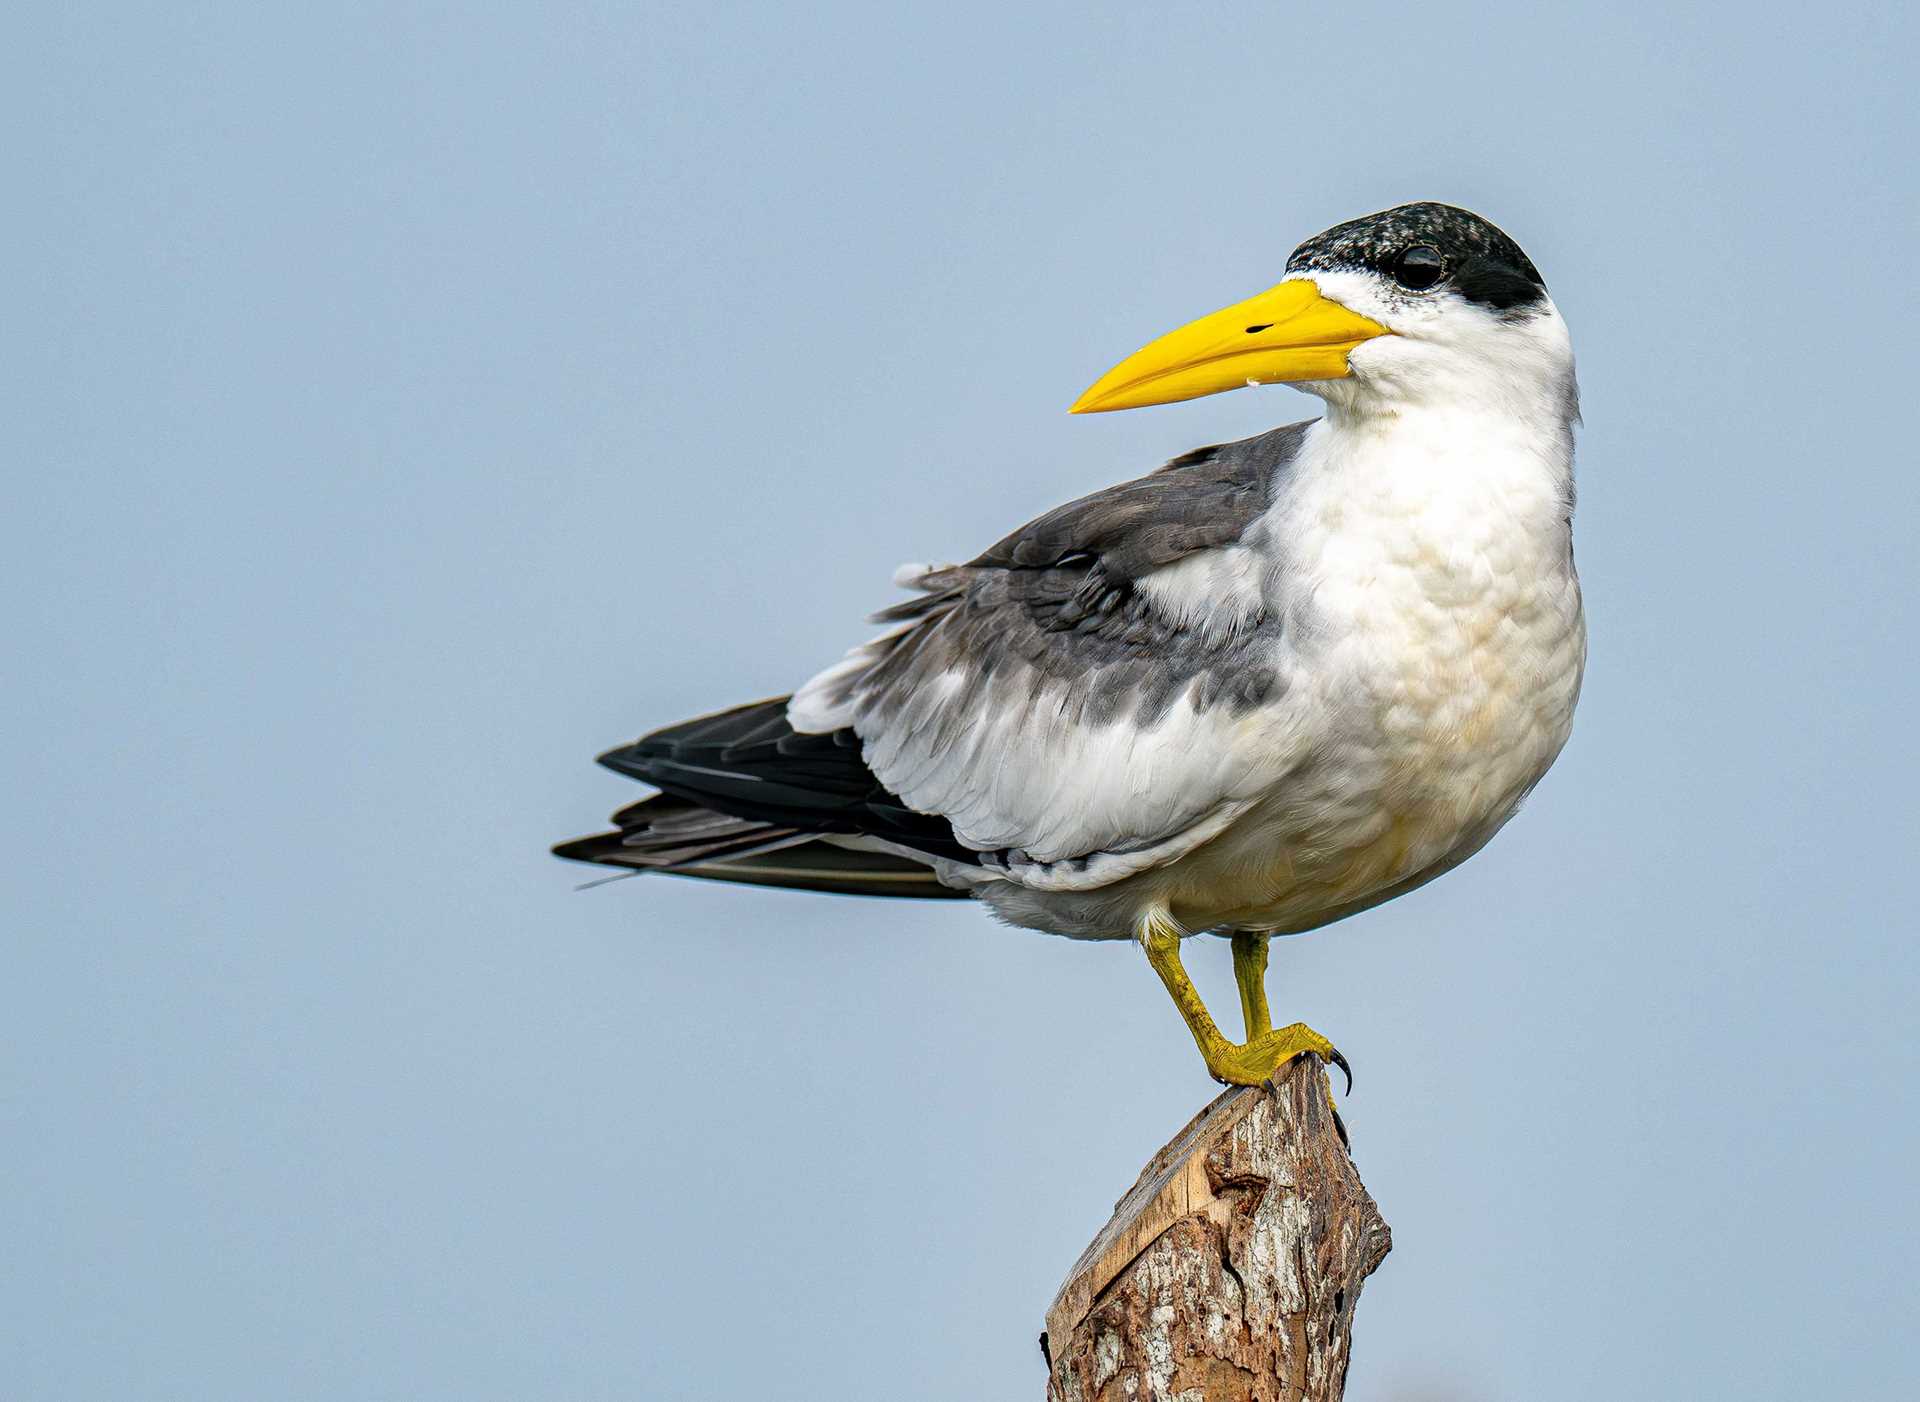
xmin=557 ymin=202 xmax=1584 ymax=1089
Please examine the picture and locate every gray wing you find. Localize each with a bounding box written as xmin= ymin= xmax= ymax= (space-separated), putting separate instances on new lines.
xmin=789 ymin=421 xmax=1312 ymax=889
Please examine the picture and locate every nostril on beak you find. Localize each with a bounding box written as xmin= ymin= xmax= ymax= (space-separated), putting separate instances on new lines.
xmin=1244 ymin=324 xmax=1273 ymax=334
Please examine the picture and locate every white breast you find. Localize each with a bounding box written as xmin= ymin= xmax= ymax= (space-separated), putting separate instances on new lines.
xmin=1183 ymin=410 xmax=1586 ymax=931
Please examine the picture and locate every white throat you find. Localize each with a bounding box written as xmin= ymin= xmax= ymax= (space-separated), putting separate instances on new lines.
xmin=1294 ymin=271 xmax=1580 ymax=471
xmin=1257 ymin=293 xmax=1583 ymax=641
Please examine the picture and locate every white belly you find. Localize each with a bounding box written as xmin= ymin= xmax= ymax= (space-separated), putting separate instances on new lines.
xmin=1175 ymin=419 xmax=1587 ymax=932
xmin=1178 ymin=571 xmax=1585 ymax=932
xmin=970 ymin=412 xmax=1587 ymax=941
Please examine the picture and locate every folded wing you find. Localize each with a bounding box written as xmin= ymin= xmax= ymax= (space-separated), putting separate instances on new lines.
xmin=787 ymin=422 xmax=1309 ymax=886
xmin=559 ymin=421 xmax=1313 ymax=897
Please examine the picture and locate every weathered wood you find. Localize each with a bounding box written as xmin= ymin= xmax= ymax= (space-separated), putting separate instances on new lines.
xmin=1042 ymin=1057 xmax=1390 ymax=1402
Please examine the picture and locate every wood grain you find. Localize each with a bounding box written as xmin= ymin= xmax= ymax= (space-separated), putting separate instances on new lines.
xmin=1043 ymin=1057 xmax=1390 ymax=1402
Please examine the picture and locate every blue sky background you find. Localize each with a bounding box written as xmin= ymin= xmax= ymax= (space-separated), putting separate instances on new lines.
xmin=6 ymin=4 xmax=1916 ymax=1398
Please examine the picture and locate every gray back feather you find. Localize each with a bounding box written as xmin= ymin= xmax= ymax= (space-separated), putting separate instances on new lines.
xmin=859 ymin=421 xmax=1306 ymax=728
xmin=793 ymin=421 xmax=1313 ymax=865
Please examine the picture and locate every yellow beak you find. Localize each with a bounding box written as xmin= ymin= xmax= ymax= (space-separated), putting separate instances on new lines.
xmin=1069 ymin=278 xmax=1392 ymax=414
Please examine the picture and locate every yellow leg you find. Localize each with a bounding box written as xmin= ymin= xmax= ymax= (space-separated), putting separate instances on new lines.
xmin=1141 ymin=910 xmax=1350 ymax=1090
xmin=1231 ymin=932 xmax=1272 ymax=1039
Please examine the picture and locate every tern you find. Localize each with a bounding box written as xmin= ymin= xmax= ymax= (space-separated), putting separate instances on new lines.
xmin=556 ymin=202 xmax=1585 ymax=1088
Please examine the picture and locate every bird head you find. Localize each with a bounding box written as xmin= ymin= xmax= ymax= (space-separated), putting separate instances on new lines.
xmin=1069 ymin=202 xmax=1572 ymax=421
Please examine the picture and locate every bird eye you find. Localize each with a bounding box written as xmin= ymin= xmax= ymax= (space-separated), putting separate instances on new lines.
xmin=1391 ymin=245 xmax=1445 ymax=291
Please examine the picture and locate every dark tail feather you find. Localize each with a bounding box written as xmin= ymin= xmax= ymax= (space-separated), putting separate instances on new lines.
xmin=552 ymin=792 xmax=967 ymax=900
xmin=591 ymin=696 xmax=976 ymax=864
xmin=552 ymin=792 xmax=803 ymax=867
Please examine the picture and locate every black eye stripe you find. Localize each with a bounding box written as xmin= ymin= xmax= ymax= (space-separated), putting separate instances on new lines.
xmin=1281 ymin=204 xmax=1546 ymax=312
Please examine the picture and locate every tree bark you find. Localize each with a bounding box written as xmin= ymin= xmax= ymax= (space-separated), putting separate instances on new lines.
xmin=1042 ymin=1056 xmax=1391 ymax=1402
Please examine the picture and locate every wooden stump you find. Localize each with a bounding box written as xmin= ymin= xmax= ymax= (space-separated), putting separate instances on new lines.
xmin=1042 ymin=1057 xmax=1391 ymax=1402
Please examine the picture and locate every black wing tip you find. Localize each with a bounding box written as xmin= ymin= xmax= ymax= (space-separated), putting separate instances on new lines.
xmin=553 ymin=831 xmax=623 ymax=864
xmin=571 ymin=693 xmax=972 ymax=865
xmin=594 ymin=695 xmax=799 ymax=779
xmin=594 ymin=742 xmax=655 ymax=781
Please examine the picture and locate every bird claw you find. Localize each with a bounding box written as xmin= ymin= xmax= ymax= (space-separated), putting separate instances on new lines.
xmin=1325 ymin=1045 xmax=1353 ymax=1096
